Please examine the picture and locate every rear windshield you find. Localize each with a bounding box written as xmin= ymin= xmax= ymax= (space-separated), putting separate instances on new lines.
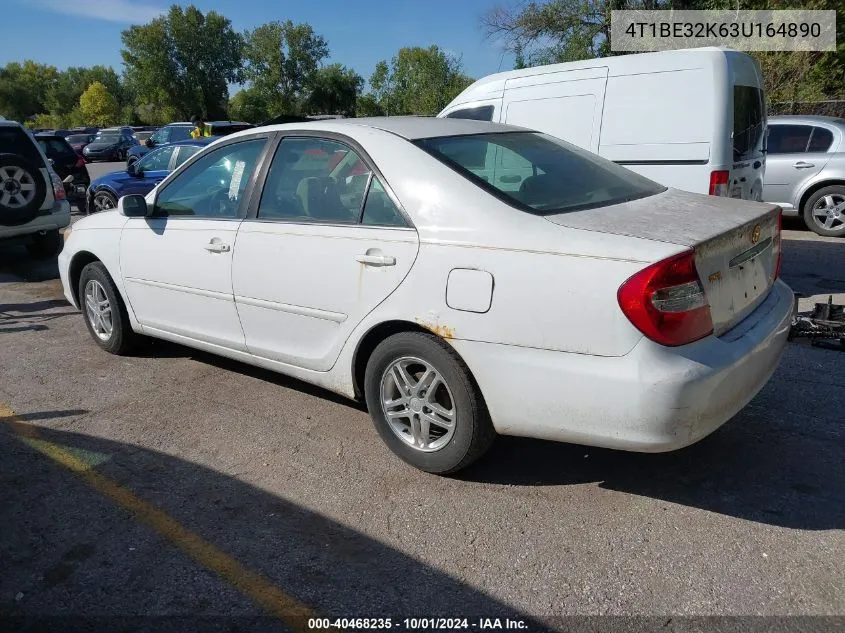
xmin=733 ymin=85 xmax=764 ymax=159
xmin=95 ymin=131 xmax=120 ymax=142
xmin=414 ymin=132 xmax=665 ymax=215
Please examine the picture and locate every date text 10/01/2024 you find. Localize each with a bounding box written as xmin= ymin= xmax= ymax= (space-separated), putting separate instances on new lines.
xmin=307 ymin=618 xmax=529 ymax=630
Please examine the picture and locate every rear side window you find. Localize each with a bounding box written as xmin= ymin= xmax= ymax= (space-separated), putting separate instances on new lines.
xmin=415 ymin=132 xmax=665 ymax=215
xmin=38 ymin=137 xmax=76 ymax=159
xmin=169 ymin=127 xmax=192 ymax=142
xmin=808 ymin=127 xmax=834 ymax=152
xmin=767 ymin=125 xmax=812 ymax=154
xmin=446 ymin=106 xmax=494 ymax=122
xmin=733 ymin=85 xmax=764 ymax=158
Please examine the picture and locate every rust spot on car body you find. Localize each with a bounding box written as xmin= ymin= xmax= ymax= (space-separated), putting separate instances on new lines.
xmin=416 ymin=319 xmax=455 ymax=339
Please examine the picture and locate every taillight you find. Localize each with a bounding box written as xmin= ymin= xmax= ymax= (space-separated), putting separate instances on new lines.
xmin=709 ymin=170 xmax=730 ymax=196
xmin=50 ymin=172 xmax=66 ymax=201
xmin=75 ymin=156 xmax=85 ymax=168
xmin=773 ymin=209 xmax=783 ymax=280
xmin=617 ymin=250 xmax=714 ymax=347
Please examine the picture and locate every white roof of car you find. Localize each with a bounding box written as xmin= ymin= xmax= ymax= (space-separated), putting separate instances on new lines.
xmin=253 ymin=116 xmax=528 ymax=140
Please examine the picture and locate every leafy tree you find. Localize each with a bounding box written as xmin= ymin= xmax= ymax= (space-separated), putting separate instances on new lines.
xmin=242 ymin=20 xmax=329 ymax=115
xmin=356 ymin=94 xmax=385 ymax=117
xmin=121 ymin=4 xmax=243 ymax=120
xmin=45 ymin=66 xmax=125 ymax=117
xmin=306 ymin=64 xmax=363 ymax=116
xmin=228 ymin=87 xmax=272 ymax=123
xmin=79 ymin=82 xmax=121 ymax=127
xmin=367 ymin=46 xmax=474 ymax=115
xmin=0 ymin=61 xmax=59 ymax=121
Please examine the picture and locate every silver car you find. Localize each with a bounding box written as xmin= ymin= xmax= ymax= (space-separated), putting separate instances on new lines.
xmin=763 ymin=115 xmax=845 ymax=237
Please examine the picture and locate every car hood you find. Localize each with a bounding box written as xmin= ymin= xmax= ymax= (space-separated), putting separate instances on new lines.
xmin=86 ymin=141 xmax=117 ymax=151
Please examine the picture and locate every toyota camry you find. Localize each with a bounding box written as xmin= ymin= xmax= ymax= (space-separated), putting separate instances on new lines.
xmin=58 ymin=118 xmax=793 ymax=473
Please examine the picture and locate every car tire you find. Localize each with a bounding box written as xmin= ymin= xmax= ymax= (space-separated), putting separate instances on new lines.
xmin=91 ymin=190 xmax=118 ymax=213
xmin=0 ymin=155 xmax=48 ymax=227
xmin=364 ymin=331 xmax=495 ymax=474
xmin=25 ymin=229 xmax=62 ymax=258
xmin=803 ymin=185 xmax=845 ymax=238
xmin=78 ymin=261 xmax=139 ymax=355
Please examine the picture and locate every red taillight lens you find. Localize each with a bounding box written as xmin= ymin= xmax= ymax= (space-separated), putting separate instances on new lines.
xmin=75 ymin=156 xmax=85 ymax=168
xmin=709 ymin=170 xmax=730 ymax=197
xmin=50 ymin=172 xmax=66 ymax=201
xmin=773 ymin=209 xmax=783 ymax=280
xmin=617 ymin=250 xmax=714 ymax=347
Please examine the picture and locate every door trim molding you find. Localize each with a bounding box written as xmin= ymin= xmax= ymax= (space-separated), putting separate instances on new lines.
xmin=125 ymin=277 xmax=234 ymax=302
xmin=235 ymin=295 xmax=348 ymax=323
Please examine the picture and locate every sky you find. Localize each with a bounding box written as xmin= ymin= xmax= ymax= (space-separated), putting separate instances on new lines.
xmin=2 ymin=0 xmax=516 ymax=88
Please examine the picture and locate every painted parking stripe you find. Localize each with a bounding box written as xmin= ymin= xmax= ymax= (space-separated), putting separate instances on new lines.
xmin=1 ymin=404 xmax=319 ymax=631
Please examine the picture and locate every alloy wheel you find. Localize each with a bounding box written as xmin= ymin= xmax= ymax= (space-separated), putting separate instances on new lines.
xmin=0 ymin=166 xmax=36 ymax=209
xmin=84 ymin=279 xmax=113 ymax=341
xmin=812 ymin=193 xmax=845 ymax=232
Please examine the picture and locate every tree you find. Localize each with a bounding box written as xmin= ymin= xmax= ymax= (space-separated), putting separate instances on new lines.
xmin=305 ymin=64 xmax=363 ymax=116
xmin=0 ymin=61 xmax=59 ymax=121
xmin=356 ymin=94 xmax=384 ymax=117
xmin=121 ymin=4 xmax=243 ymax=120
xmin=79 ymin=82 xmax=121 ymax=127
xmin=228 ymin=87 xmax=272 ymax=123
xmin=366 ymin=46 xmax=474 ymax=115
xmin=242 ymin=20 xmax=329 ymax=116
xmin=45 ymin=66 xmax=125 ymax=117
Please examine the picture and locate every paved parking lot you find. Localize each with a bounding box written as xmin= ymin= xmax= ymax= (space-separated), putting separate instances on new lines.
xmin=1 ymin=200 xmax=843 ymax=627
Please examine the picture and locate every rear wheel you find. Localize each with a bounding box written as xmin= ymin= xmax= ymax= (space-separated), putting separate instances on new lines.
xmin=364 ymin=332 xmax=495 ymax=474
xmin=78 ymin=262 xmax=139 ymax=355
xmin=92 ymin=190 xmax=117 ymax=213
xmin=26 ymin=230 xmax=62 ymax=258
xmin=803 ymin=186 xmax=845 ymax=238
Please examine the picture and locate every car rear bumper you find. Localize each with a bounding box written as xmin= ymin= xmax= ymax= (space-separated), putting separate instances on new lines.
xmin=452 ymin=279 xmax=793 ymax=452
xmin=0 ymin=201 xmax=71 ymax=240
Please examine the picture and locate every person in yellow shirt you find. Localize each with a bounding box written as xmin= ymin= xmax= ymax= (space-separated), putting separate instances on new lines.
xmin=190 ymin=116 xmax=211 ymax=139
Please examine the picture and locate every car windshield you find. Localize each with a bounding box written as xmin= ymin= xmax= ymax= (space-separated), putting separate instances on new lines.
xmin=415 ymin=132 xmax=666 ymax=215
xmin=95 ymin=132 xmax=120 ymax=142
xmin=67 ymin=134 xmax=89 ymax=144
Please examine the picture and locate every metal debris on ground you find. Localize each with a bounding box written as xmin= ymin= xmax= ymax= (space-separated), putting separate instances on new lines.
xmin=789 ymin=294 xmax=845 ymax=351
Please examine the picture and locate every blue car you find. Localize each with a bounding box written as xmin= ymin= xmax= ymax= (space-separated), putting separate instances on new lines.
xmin=87 ymin=139 xmax=214 ymax=213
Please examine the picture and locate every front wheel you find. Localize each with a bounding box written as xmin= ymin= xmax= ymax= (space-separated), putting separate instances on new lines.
xmin=364 ymin=332 xmax=495 ymax=474
xmin=803 ymin=186 xmax=845 ymax=238
xmin=91 ymin=190 xmax=117 ymax=213
xmin=78 ymin=261 xmax=139 ymax=355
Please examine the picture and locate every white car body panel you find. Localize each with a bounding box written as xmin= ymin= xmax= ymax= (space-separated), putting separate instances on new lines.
xmin=59 ymin=118 xmax=792 ymax=454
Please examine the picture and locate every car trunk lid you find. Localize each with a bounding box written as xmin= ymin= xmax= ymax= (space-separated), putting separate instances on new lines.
xmin=544 ymin=188 xmax=782 ymax=336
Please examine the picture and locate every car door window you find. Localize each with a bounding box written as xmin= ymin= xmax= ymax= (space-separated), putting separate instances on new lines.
xmin=257 ymin=137 xmax=372 ymax=224
xmin=807 ymin=127 xmax=834 ymax=152
xmin=150 ymin=128 xmax=169 ymax=144
xmin=138 ymin=146 xmax=176 ymax=171
xmin=767 ymin=125 xmax=812 ymax=154
xmin=361 ymin=177 xmax=407 ymax=227
xmin=173 ymin=145 xmax=202 ymax=168
xmin=169 ymin=127 xmax=192 ymax=142
xmin=154 ymin=138 xmax=265 ymax=219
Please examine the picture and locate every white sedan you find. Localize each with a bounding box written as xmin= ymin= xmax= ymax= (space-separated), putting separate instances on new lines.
xmin=59 ymin=118 xmax=793 ymax=473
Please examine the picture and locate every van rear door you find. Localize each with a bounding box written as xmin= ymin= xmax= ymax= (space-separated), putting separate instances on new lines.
xmin=725 ymin=54 xmax=766 ymax=201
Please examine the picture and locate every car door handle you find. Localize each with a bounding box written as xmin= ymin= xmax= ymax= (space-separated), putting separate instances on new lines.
xmin=793 ymin=161 xmax=815 ymax=169
xmin=355 ymin=254 xmax=395 ymax=266
xmin=204 ymin=241 xmax=230 ymax=253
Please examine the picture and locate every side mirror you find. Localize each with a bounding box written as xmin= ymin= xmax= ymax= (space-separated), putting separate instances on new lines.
xmin=145 ymin=138 xmax=155 ymax=148
xmin=127 ymin=162 xmax=141 ymax=177
xmin=120 ymin=194 xmax=150 ymax=218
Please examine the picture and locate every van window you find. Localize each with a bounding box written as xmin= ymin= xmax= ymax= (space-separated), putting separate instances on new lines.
xmin=733 ymin=86 xmax=764 ymax=158
xmin=416 ymin=132 xmax=665 ymax=215
xmin=766 ymin=125 xmax=812 ymax=154
xmin=445 ymin=106 xmax=494 ymax=122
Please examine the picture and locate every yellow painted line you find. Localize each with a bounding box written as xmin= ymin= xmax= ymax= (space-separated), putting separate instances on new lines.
xmin=1 ymin=404 xmax=319 ymax=631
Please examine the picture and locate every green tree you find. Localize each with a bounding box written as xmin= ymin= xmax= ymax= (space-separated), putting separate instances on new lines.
xmin=0 ymin=61 xmax=59 ymax=121
xmin=242 ymin=20 xmax=329 ymax=115
xmin=121 ymin=4 xmax=243 ymax=120
xmin=367 ymin=46 xmax=474 ymax=115
xmin=355 ymin=94 xmax=385 ymax=117
xmin=228 ymin=87 xmax=272 ymax=123
xmin=305 ymin=64 xmax=363 ymax=116
xmin=79 ymin=81 xmax=121 ymax=127
xmin=45 ymin=66 xmax=125 ymax=117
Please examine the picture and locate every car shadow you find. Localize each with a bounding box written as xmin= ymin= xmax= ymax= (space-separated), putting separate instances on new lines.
xmin=1 ymin=419 xmax=548 ymax=627
xmin=0 ymin=300 xmax=77 ymax=333
xmin=0 ymin=245 xmax=61 ymax=284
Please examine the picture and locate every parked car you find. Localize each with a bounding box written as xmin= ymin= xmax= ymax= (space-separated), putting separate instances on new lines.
xmin=83 ymin=127 xmax=138 ymax=162
xmin=65 ymin=133 xmax=96 ymax=156
xmin=34 ymin=133 xmax=90 ymax=202
xmin=1 ymin=119 xmax=71 ymax=256
xmin=59 ymin=117 xmax=791 ymax=474
xmin=762 ymin=115 xmax=845 ymax=237
xmin=133 ymin=131 xmax=155 ymax=144
xmin=440 ymin=47 xmax=767 ymax=201
xmin=125 ymin=120 xmax=254 ymax=166
xmin=86 ymin=138 xmax=213 ymax=213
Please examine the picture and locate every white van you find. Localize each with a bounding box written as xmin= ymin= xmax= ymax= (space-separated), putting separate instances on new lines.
xmin=439 ymin=47 xmax=766 ymax=201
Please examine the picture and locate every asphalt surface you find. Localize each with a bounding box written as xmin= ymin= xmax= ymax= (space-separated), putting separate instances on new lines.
xmin=1 ymin=190 xmax=843 ymax=629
